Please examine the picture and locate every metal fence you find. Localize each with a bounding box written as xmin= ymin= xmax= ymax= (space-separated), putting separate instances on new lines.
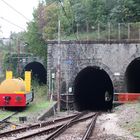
xmin=59 ymin=22 xmax=140 ymax=41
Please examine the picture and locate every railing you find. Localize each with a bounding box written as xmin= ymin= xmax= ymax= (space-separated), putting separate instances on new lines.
xmin=53 ymin=22 xmax=140 ymax=41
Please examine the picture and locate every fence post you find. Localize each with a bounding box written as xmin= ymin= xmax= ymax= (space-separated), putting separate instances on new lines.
xmin=118 ymin=23 xmax=121 ymax=40
xmin=48 ymin=70 xmax=51 ymax=99
xmin=76 ymin=23 xmax=79 ymax=39
xmin=128 ymin=23 xmax=130 ymax=40
xmin=98 ymin=23 xmax=100 ymax=41
xmin=108 ymin=22 xmax=111 ymax=41
xmin=86 ymin=20 xmax=89 ymax=41
xmin=139 ymin=28 xmax=140 ymax=41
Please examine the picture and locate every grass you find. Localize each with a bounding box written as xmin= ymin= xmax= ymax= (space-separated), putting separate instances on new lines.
xmin=122 ymin=103 xmax=140 ymax=139
xmin=58 ymin=29 xmax=133 ymax=41
xmin=132 ymin=103 xmax=140 ymax=138
xmin=0 ymin=110 xmax=14 ymax=120
xmin=133 ymin=132 xmax=140 ymax=137
xmin=61 ymin=31 xmax=104 ymax=41
xmin=132 ymin=122 xmax=140 ymax=137
xmin=8 ymin=101 xmax=54 ymax=123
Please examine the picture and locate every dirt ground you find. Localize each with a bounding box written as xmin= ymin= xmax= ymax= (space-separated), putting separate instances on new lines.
xmin=93 ymin=102 xmax=140 ymax=140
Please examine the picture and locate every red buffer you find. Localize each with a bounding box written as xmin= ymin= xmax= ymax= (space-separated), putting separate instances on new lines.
xmin=114 ymin=93 xmax=140 ymax=103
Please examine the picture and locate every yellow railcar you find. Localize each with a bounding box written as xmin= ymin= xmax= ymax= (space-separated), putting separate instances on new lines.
xmin=0 ymin=71 xmax=33 ymax=107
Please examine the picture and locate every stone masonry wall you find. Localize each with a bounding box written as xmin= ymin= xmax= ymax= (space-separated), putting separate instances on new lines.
xmin=47 ymin=41 xmax=140 ymax=94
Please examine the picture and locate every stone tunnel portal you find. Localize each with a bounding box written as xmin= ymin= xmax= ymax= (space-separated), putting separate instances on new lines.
xmin=24 ymin=61 xmax=47 ymax=84
xmin=74 ymin=66 xmax=114 ymax=111
xmin=125 ymin=57 xmax=140 ymax=93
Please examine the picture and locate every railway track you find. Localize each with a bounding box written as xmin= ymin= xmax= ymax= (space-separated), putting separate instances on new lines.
xmin=82 ymin=113 xmax=99 ymax=140
xmin=0 ymin=112 xmax=18 ymax=130
xmin=0 ymin=112 xmax=100 ymax=140
xmin=0 ymin=113 xmax=79 ymax=139
xmin=51 ymin=112 xmax=100 ymax=140
xmin=0 ymin=112 xmax=99 ymax=140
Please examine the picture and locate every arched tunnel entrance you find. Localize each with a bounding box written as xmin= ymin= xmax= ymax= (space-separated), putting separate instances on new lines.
xmin=24 ymin=61 xmax=47 ymax=84
xmin=125 ymin=57 xmax=140 ymax=92
xmin=74 ymin=66 xmax=114 ymax=111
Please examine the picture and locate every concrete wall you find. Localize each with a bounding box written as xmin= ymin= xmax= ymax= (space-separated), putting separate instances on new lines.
xmin=47 ymin=41 xmax=140 ymax=93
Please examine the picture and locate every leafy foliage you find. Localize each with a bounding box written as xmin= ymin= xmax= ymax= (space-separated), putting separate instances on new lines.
xmin=11 ymin=0 xmax=140 ymax=56
xmin=3 ymin=53 xmax=34 ymax=76
xmin=21 ymin=0 xmax=140 ymax=41
xmin=44 ymin=0 xmax=139 ymax=37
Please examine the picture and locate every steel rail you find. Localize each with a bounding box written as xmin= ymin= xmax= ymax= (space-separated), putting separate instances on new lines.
xmin=82 ymin=112 xmax=100 ymax=140
xmin=45 ymin=112 xmax=84 ymax=140
xmin=14 ymin=125 xmax=62 ymax=140
xmin=0 ymin=114 xmax=76 ymax=138
xmin=0 ymin=112 xmax=95 ymax=140
xmin=0 ymin=112 xmax=18 ymax=123
xmin=0 ymin=112 xmax=18 ymax=129
xmin=13 ymin=112 xmax=94 ymax=140
xmin=0 ymin=113 xmax=78 ymax=138
xmin=45 ymin=112 xmax=95 ymax=140
xmin=14 ymin=113 xmax=83 ymax=140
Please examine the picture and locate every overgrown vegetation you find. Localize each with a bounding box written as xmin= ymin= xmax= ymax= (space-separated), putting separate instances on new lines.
xmin=32 ymin=81 xmax=48 ymax=101
xmin=119 ymin=103 xmax=140 ymax=139
xmin=24 ymin=0 xmax=140 ymax=41
xmin=131 ymin=103 xmax=140 ymax=138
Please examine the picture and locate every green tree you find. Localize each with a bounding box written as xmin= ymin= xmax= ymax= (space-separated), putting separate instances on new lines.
xmin=25 ymin=21 xmax=46 ymax=59
xmin=110 ymin=0 xmax=140 ymax=22
xmin=43 ymin=3 xmax=59 ymax=39
xmin=19 ymin=0 xmax=140 ymax=44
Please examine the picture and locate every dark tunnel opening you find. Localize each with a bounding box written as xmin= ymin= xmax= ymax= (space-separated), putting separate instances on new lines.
xmin=74 ymin=66 xmax=114 ymax=111
xmin=24 ymin=61 xmax=47 ymax=84
xmin=125 ymin=58 xmax=140 ymax=93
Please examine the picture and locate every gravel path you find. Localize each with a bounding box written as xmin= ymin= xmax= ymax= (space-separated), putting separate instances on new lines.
xmin=92 ymin=103 xmax=140 ymax=140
